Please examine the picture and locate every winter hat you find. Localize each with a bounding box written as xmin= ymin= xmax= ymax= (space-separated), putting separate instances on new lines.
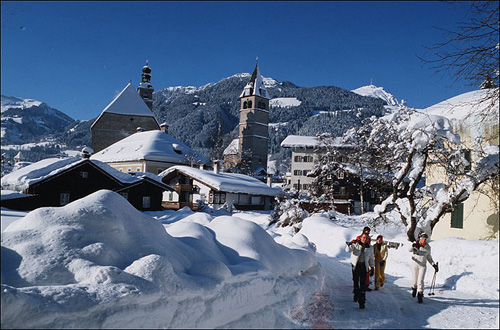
xmin=376 ymin=235 xmax=383 ymax=240
xmin=418 ymin=232 xmax=428 ymax=239
xmin=363 ymin=226 xmax=371 ymax=233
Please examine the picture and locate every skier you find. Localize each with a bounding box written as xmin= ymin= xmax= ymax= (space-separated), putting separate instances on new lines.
xmin=409 ymin=232 xmax=439 ymax=303
xmin=373 ymin=235 xmax=388 ymax=290
xmin=346 ymin=232 xmax=375 ymax=309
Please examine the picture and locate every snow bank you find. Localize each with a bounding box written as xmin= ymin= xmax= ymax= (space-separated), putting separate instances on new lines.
xmin=1 ymin=190 xmax=322 ymax=328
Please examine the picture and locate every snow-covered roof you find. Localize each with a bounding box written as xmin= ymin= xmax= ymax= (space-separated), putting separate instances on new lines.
xmin=91 ymin=83 xmax=159 ymax=128
xmin=424 ymin=89 xmax=499 ymax=121
xmin=160 ymin=165 xmax=283 ymax=197
xmin=0 ymin=157 xmax=142 ymax=192
xmin=91 ymin=130 xmax=209 ymax=165
xmin=223 ymin=138 xmax=239 ymax=156
xmin=0 ymin=189 xmax=33 ymax=201
xmin=239 ymin=62 xmax=270 ymax=99
xmin=280 ymin=135 xmax=346 ymax=149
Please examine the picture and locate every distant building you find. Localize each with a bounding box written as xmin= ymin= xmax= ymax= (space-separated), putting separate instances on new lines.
xmin=91 ymin=63 xmax=160 ymax=153
xmin=159 ymin=165 xmax=282 ymax=211
xmin=281 ymin=135 xmax=389 ymax=215
xmin=224 ymin=59 xmax=270 ymax=175
xmin=91 ymin=130 xmax=209 ymax=175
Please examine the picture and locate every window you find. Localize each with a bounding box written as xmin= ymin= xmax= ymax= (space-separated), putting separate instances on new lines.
xmin=119 ymin=192 xmax=128 ymax=200
xmin=127 ymin=168 xmax=132 ymax=172
xmin=294 ymin=170 xmax=302 ymax=176
xmin=251 ymin=196 xmax=262 ymax=205
xmin=337 ymin=171 xmax=344 ymax=179
xmin=248 ymin=100 xmax=252 ymax=108
xmin=243 ymin=101 xmax=248 ymax=109
xmin=339 ymin=187 xmax=346 ymax=195
xmin=60 ymin=193 xmax=70 ymax=205
xmin=463 ymin=149 xmax=472 ymax=172
xmin=451 ymin=203 xmax=464 ymax=229
xmin=294 ymin=155 xmax=302 ymax=163
xmin=168 ymin=192 xmax=173 ymax=201
xmin=209 ymin=191 xmax=214 ymax=204
xmin=78 ymin=171 xmax=88 ymax=178
xmin=221 ymin=193 xmax=226 ymax=204
xmin=142 ymin=196 xmax=151 ymax=209
xmin=136 ymin=167 xmax=141 ymax=172
xmin=304 ymin=156 xmax=313 ymax=162
xmin=302 ymin=184 xmax=310 ymax=190
xmin=214 ymin=193 xmax=220 ymax=204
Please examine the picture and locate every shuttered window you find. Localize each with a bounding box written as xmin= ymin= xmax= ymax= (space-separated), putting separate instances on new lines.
xmin=451 ymin=203 xmax=464 ymax=229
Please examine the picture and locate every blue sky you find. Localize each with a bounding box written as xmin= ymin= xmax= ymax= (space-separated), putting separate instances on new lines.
xmin=1 ymin=1 xmax=476 ymax=121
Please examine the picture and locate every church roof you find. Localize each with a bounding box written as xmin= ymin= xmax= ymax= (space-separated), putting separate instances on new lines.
xmin=91 ymin=83 xmax=158 ymax=129
xmin=91 ymin=130 xmax=209 ymax=165
xmin=239 ymin=61 xmax=270 ymax=99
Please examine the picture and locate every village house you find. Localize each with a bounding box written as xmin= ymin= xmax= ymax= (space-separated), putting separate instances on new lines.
xmin=91 ymin=129 xmax=209 ymax=175
xmin=281 ymin=135 xmax=390 ymax=215
xmin=159 ymin=163 xmax=283 ymax=211
xmin=0 ymin=153 xmax=173 ymax=211
xmin=424 ymin=89 xmax=499 ymax=241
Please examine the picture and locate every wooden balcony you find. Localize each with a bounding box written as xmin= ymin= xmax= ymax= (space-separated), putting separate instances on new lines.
xmin=171 ymin=184 xmax=197 ymax=193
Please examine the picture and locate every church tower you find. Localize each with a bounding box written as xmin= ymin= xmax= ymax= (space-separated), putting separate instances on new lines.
xmin=238 ymin=59 xmax=270 ymax=174
xmin=137 ymin=60 xmax=154 ymax=110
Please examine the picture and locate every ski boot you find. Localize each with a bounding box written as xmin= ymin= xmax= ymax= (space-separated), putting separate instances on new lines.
xmin=358 ymin=292 xmax=366 ymax=309
xmin=417 ymin=292 xmax=423 ymax=304
xmin=411 ymin=287 xmax=417 ymax=298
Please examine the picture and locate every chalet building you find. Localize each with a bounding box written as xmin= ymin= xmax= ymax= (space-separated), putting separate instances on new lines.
xmin=91 ymin=62 xmax=160 ymax=153
xmin=91 ymin=130 xmax=209 ymax=175
xmin=0 ymin=155 xmax=173 ymax=211
xmin=425 ymin=89 xmax=499 ymax=241
xmin=159 ymin=164 xmax=283 ymax=211
xmin=281 ymin=135 xmax=390 ymax=215
xmin=224 ymin=59 xmax=270 ymax=175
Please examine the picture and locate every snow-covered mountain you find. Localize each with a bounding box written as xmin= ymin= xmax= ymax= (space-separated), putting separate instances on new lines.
xmin=352 ymin=84 xmax=400 ymax=108
xmin=1 ymin=95 xmax=75 ymax=145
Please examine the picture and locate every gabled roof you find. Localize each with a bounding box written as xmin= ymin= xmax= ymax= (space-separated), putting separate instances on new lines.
xmin=280 ymin=135 xmax=347 ymax=149
xmin=91 ymin=130 xmax=209 ymax=165
xmin=0 ymin=156 xmax=168 ymax=192
xmin=223 ymin=138 xmax=239 ymax=156
xmin=91 ymin=83 xmax=160 ymax=129
xmin=159 ymin=165 xmax=283 ymax=197
xmin=239 ymin=61 xmax=270 ymax=99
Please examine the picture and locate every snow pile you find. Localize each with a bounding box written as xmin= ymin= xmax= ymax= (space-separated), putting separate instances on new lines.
xmin=270 ymin=97 xmax=302 ymax=108
xmin=1 ymin=190 xmax=322 ymax=328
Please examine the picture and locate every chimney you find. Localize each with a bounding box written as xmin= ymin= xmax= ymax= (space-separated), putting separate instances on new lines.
xmin=199 ymin=163 xmax=205 ymax=170
xmin=213 ymin=160 xmax=221 ymax=174
xmin=81 ymin=146 xmax=94 ymax=159
xmin=267 ymin=174 xmax=272 ymax=187
xmin=160 ymin=122 xmax=169 ymax=133
xmin=136 ymin=127 xmax=145 ymax=132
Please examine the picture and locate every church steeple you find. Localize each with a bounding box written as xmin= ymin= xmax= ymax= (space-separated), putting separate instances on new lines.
xmin=137 ymin=60 xmax=154 ymax=110
xmin=235 ymin=58 xmax=270 ymax=175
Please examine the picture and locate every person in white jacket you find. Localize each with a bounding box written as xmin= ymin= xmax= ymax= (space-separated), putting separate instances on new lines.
xmin=409 ymin=232 xmax=439 ymax=303
xmin=346 ymin=232 xmax=375 ymax=309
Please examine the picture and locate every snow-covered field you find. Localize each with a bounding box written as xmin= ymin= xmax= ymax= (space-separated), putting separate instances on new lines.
xmin=1 ymin=190 xmax=498 ymax=328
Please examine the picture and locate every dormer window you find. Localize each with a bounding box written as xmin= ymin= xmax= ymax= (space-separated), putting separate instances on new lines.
xmin=172 ymin=143 xmax=183 ymax=155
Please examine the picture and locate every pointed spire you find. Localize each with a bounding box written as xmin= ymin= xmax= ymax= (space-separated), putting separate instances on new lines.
xmin=240 ymin=58 xmax=270 ymax=99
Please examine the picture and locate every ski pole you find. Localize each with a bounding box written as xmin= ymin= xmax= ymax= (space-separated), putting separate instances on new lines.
xmin=428 ymin=271 xmax=436 ymax=296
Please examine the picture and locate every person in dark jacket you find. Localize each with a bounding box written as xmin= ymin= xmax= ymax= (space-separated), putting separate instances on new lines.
xmin=346 ymin=232 xmax=375 ymax=309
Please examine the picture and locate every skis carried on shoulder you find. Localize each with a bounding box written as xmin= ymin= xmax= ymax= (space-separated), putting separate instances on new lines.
xmin=386 ymin=241 xmax=402 ymax=249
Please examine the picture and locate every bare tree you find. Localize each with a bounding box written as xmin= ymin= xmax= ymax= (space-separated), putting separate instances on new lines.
xmin=421 ymin=1 xmax=499 ymax=117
